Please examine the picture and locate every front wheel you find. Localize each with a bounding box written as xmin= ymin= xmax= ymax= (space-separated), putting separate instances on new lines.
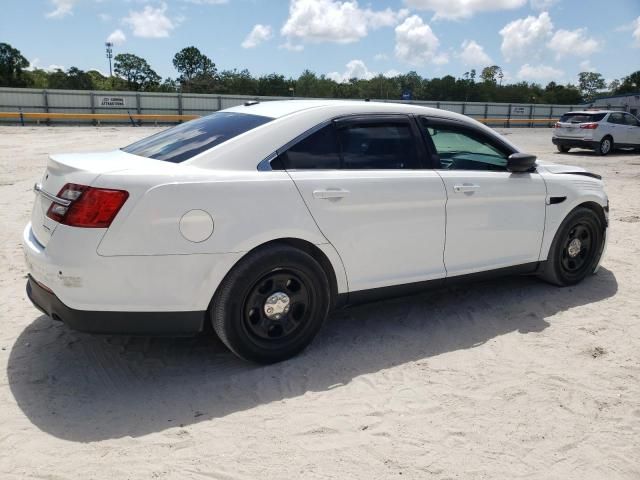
xmin=596 ymin=136 xmax=613 ymax=156
xmin=539 ymin=207 xmax=604 ymax=286
xmin=211 ymin=245 xmax=330 ymax=363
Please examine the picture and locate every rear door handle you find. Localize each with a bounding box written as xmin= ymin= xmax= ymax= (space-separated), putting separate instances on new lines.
xmin=453 ymin=184 xmax=480 ymax=193
xmin=313 ymin=188 xmax=350 ymax=199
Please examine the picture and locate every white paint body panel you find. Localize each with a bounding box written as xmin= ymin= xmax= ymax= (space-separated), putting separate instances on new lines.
xmin=437 ymin=171 xmax=547 ymax=276
xmin=23 ymin=100 xmax=608 ymax=318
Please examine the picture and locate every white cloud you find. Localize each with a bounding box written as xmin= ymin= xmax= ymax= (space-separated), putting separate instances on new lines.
xmin=394 ymin=15 xmax=441 ymax=66
xmin=327 ymin=59 xmax=376 ymax=83
xmin=281 ymin=0 xmax=408 ymax=44
xmin=579 ymin=60 xmax=596 ymax=72
xmin=106 ymin=29 xmax=127 ymax=46
xmin=123 ymin=3 xmax=175 ymax=38
xmin=46 ymin=0 xmax=78 ymax=18
xmin=183 ymin=0 xmax=228 ymax=4
xmin=432 ymin=53 xmax=449 ymax=65
xmin=517 ymin=63 xmax=563 ymax=82
xmin=28 ymin=59 xmax=67 ymax=72
xmin=547 ymin=28 xmax=600 ymax=58
xmin=633 ymin=16 xmax=640 ymax=47
xmin=403 ymin=0 xmax=526 ymax=20
xmin=383 ymin=69 xmax=402 ymax=77
xmin=530 ymin=0 xmax=558 ymax=10
xmin=458 ymin=40 xmax=492 ymax=67
xmin=242 ymin=24 xmax=273 ymax=48
xmin=499 ymin=11 xmax=553 ymax=61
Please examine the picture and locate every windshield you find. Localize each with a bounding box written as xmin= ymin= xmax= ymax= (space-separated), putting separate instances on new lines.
xmin=122 ymin=111 xmax=273 ymax=163
xmin=559 ymin=113 xmax=606 ymax=124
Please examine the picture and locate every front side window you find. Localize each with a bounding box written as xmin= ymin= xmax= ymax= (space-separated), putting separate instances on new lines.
xmin=420 ymin=118 xmax=508 ymax=171
xmin=623 ymin=113 xmax=640 ymax=126
xmin=122 ymin=112 xmax=273 ymax=163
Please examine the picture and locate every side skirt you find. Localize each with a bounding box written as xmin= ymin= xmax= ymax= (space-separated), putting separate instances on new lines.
xmin=337 ymin=262 xmax=544 ymax=308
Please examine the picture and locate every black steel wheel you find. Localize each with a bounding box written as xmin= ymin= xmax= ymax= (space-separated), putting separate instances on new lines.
xmin=540 ymin=207 xmax=604 ymax=286
xmin=211 ymin=244 xmax=330 ymax=363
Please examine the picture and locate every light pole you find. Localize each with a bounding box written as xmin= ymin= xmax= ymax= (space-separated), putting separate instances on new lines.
xmin=105 ymin=42 xmax=113 ymax=77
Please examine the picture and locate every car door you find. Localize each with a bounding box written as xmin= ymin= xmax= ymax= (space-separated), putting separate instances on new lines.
xmin=606 ymin=113 xmax=627 ymax=144
xmin=418 ymin=116 xmax=547 ymax=277
xmin=272 ymin=115 xmax=447 ymax=293
xmin=623 ymin=113 xmax=640 ymax=145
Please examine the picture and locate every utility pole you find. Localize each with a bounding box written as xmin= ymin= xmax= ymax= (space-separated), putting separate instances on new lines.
xmin=105 ymin=42 xmax=113 ymax=77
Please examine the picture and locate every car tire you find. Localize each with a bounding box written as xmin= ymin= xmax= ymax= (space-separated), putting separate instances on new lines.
xmin=539 ymin=207 xmax=604 ymax=287
xmin=596 ymin=136 xmax=613 ymax=156
xmin=211 ymin=244 xmax=331 ymax=364
xmin=556 ymin=145 xmax=570 ymax=153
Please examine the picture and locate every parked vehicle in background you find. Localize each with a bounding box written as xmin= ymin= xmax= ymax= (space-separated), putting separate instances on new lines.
xmin=24 ymin=100 xmax=609 ymax=364
xmin=553 ymin=110 xmax=640 ymax=155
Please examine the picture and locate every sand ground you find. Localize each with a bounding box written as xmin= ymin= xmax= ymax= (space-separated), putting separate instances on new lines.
xmin=0 ymin=126 xmax=638 ymax=479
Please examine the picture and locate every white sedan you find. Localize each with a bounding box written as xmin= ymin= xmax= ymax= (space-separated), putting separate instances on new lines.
xmin=24 ymin=100 xmax=609 ymax=363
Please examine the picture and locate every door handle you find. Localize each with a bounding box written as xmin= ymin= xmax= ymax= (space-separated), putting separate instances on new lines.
xmin=313 ymin=188 xmax=350 ymax=200
xmin=453 ymin=184 xmax=480 ymax=193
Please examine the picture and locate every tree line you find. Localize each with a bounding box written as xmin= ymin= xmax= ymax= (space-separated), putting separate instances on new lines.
xmin=1 ymin=42 xmax=638 ymax=105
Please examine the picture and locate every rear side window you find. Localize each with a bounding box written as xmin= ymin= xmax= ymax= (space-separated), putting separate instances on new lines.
xmin=559 ymin=113 xmax=606 ymax=123
xmin=122 ymin=112 xmax=273 ymax=163
xmin=277 ymin=125 xmax=341 ymax=170
xmin=338 ymin=123 xmax=420 ymax=169
xmin=274 ymin=119 xmax=420 ymax=170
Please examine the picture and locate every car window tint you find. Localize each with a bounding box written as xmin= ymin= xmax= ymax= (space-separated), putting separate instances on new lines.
xmin=337 ymin=123 xmax=420 ymax=169
xmin=607 ymin=113 xmax=624 ymax=125
xmin=623 ymin=114 xmax=640 ymax=126
xmin=560 ymin=113 xmax=606 ymax=123
xmin=420 ymin=118 xmax=508 ymax=171
xmin=278 ymin=124 xmax=341 ymax=170
xmin=122 ymin=112 xmax=273 ymax=163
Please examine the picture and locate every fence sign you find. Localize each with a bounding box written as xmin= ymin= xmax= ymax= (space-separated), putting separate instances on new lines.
xmin=98 ymin=96 xmax=126 ymax=107
xmin=511 ymin=106 xmax=526 ymax=115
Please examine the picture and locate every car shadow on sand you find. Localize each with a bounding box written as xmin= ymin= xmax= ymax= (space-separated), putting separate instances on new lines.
xmin=8 ymin=267 xmax=617 ymax=442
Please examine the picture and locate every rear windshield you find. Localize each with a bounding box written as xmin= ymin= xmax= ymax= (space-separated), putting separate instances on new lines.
xmin=559 ymin=113 xmax=606 ymax=123
xmin=122 ymin=112 xmax=273 ymax=163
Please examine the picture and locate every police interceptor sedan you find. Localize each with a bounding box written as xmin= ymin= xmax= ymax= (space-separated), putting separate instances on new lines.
xmin=24 ymin=100 xmax=609 ymax=363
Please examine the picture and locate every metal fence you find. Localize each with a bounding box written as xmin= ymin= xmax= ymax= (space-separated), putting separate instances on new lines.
xmin=0 ymin=87 xmax=596 ymax=127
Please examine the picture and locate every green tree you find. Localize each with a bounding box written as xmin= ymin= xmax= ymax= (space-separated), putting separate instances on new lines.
xmin=613 ymin=71 xmax=640 ymax=95
xmin=173 ymin=46 xmax=217 ymax=93
xmin=480 ymin=65 xmax=503 ymax=83
xmin=0 ymin=42 xmax=30 ymax=87
xmin=578 ymin=71 xmax=606 ymax=102
xmin=114 ymin=53 xmax=161 ymax=91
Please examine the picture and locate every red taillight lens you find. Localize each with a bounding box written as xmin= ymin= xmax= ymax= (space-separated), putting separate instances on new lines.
xmin=46 ymin=183 xmax=129 ymax=228
xmin=580 ymin=122 xmax=599 ymax=130
xmin=554 ymin=122 xmax=561 ymax=128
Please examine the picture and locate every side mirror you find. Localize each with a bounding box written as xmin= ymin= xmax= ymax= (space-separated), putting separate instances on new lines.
xmin=507 ymin=153 xmax=537 ymax=173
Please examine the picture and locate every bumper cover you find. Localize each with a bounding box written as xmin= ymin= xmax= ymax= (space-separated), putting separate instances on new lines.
xmin=552 ymin=137 xmax=599 ymax=149
xmin=26 ymin=275 xmax=205 ymax=335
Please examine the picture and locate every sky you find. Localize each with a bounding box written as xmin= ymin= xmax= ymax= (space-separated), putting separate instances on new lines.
xmin=1 ymin=0 xmax=639 ymax=86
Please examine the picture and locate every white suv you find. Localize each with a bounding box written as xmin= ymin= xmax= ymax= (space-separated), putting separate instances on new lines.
xmin=553 ymin=110 xmax=640 ymax=155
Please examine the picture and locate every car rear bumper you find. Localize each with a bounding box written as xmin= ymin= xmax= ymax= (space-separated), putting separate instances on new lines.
xmin=26 ymin=275 xmax=206 ymax=334
xmin=552 ymin=137 xmax=599 ymax=149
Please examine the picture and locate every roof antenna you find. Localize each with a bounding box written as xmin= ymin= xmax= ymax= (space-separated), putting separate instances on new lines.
xmin=244 ymin=100 xmax=260 ymax=106
xmin=364 ymin=98 xmax=371 ymax=102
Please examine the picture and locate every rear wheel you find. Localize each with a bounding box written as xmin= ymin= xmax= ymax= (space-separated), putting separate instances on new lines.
xmin=539 ymin=207 xmax=604 ymax=286
xmin=596 ymin=136 xmax=612 ymax=156
xmin=211 ymin=245 xmax=330 ymax=363
xmin=557 ymin=145 xmax=570 ymax=153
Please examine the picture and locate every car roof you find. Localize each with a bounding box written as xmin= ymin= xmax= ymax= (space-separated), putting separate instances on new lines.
xmin=564 ymin=110 xmax=615 ymax=115
xmin=224 ymin=99 xmax=464 ymax=120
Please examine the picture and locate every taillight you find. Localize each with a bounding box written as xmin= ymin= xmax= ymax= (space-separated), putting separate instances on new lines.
xmin=46 ymin=183 xmax=129 ymax=228
xmin=580 ymin=122 xmax=599 ymax=130
xmin=554 ymin=122 xmax=561 ymax=128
